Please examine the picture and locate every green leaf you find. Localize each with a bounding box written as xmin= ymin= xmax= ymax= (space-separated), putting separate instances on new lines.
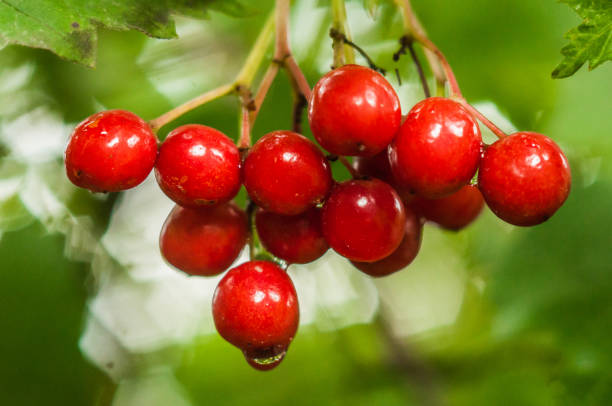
xmin=363 ymin=0 xmax=381 ymax=18
xmin=552 ymin=0 xmax=612 ymax=78
xmin=0 ymin=0 xmax=251 ymax=67
xmin=0 ymin=194 xmax=33 ymax=232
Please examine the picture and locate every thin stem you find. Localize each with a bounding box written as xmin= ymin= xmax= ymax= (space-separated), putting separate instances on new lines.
xmin=148 ymin=12 xmax=275 ymax=132
xmin=331 ymin=0 xmax=355 ymax=67
xmin=394 ymin=0 xmax=445 ymax=92
xmin=148 ymin=83 xmax=234 ymax=132
xmin=330 ymin=28 xmax=386 ymax=75
xmin=284 ymin=55 xmax=312 ymax=100
xmin=410 ymin=31 xmax=462 ymax=98
xmin=249 ymin=62 xmax=280 ymax=125
xmin=291 ymin=87 xmax=307 ymax=133
xmin=237 ymin=86 xmax=255 ymax=148
xmin=457 ymin=100 xmax=507 ymax=139
xmin=234 ymin=11 xmax=276 ymax=86
xmin=339 ymin=156 xmax=358 ymax=178
xmin=394 ymin=36 xmax=430 ymax=98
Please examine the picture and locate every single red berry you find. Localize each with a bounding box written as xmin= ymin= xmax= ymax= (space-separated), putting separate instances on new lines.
xmin=255 ymin=207 xmax=328 ymax=264
xmin=243 ymin=130 xmax=332 ymax=215
xmin=389 ymin=97 xmax=482 ymax=198
xmin=353 ymin=149 xmax=415 ymax=203
xmin=478 ymin=132 xmax=571 ymax=226
xmin=213 ymin=261 xmax=299 ymax=369
xmin=155 ymin=124 xmax=241 ymax=207
xmin=351 ymin=206 xmax=422 ymax=277
xmin=65 ymin=110 xmax=157 ymax=192
xmin=322 ymin=178 xmax=406 ymax=262
xmin=159 ymin=203 xmax=248 ymax=276
xmin=308 ymin=64 xmax=401 ymax=156
xmin=411 ymin=184 xmax=484 ymax=231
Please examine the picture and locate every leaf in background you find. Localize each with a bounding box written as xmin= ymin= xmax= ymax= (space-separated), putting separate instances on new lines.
xmin=0 ymin=0 xmax=250 ymax=67
xmin=552 ymin=0 xmax=612 ymax=78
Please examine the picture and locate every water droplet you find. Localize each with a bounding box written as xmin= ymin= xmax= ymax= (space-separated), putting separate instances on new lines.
xmin=243 ymin=345 xmax=287 ymax=371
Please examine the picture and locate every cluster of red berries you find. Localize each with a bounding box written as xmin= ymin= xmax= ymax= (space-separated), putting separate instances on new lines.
xmin=64 ymin=64 xmax=571 ymax=371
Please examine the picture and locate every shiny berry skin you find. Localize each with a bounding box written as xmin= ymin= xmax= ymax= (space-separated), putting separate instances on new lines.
xmin=65 ymin=110 xmax=157 ymax=192
xmin=308 ymin=64 xmax=401 ymax=156
xmin=478 ymin=132 xmax=571 ymax=226
xmin=353 ymin=150 xmax=415 ymax=203
xmin=322 ymin=178 xmax=406 ymax=262
xmin=411 ymin=184 xmax=484 ymax=231
xmin=159 ymin=203 xmax=248 ymax=276
xmin=255 ymin=207 xmax=328 ymax=264
xmin=244 ymin=130 xmax=332 ymax=215
xmin=389 ymin=97 xmax=482 ymax=198
xmin=212 ymin=261 xmax=299 ymax=366
xmin=155 ymin=124 xmax=241 ymax=207
xmin=351 ymin=206 xmax=422 ymax=277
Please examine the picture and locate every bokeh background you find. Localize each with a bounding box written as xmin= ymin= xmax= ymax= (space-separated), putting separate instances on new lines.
xmin=0 ymin=0 xmax=611 ymax=405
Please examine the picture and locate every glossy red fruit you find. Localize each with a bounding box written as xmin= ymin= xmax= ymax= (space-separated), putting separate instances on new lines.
xmin=322 ymin=178 xmax=406 ymax=262
xmin=244 ymin=130 xmax=332 ymax=215
xmin=255 ymin=207 xmax=328 ymax=264
xmin=159 ymin=203 xmax=248 ymax=276
xmin=65 ymin=110 xmax=157 ymax=192
xmin=478 ymin=132 xmax=571 ymax=226
xmin=308 ymin=64 xmax=401 ymax=156
xmin=411 ymin=184 xmax=484 ymax=231
xmin=155 ymin=124 xmax=241 ymax=207
xmin=351 ymin=206 xmax=422 ymax=277
xmin=353 ymin=150 xmax=415 ymax=203
xmin=213 ymin=261 xmax=299 ymax=368
xmin=389 ymin=97 xmax=482 ymax=198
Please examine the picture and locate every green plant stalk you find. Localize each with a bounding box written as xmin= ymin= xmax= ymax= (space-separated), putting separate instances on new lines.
xmin=331 ymin=0 xmax=355 ymax=67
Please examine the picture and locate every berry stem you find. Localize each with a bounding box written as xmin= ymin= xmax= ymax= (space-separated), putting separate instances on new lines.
xmin=330 ymin=28 xmax=386 ymax=75
xmin=393 ymin=36 xmax=431 ymax=98
xmin=339 ymin=156 xmax=358 ymax=178
xmin=394 ymin=0 xmax=445 ymax=93
xmin=250 ymin=0 xmax=312 ymax=128
xmin=148 ymin=12 xmax=275 ymax=132
xmin=456 ymin=100 xmax=507 ymax=139
xmin=395 ymin=0 xmax=507 ymax=139
xmin=331 ymin=0 xmax=355 ymax=68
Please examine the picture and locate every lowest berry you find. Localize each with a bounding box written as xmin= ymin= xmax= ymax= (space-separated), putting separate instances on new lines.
xmin=212 ymin=261 xmax=299 ymax=371
xmin=65 ymin=110 xmax=157 ymax=192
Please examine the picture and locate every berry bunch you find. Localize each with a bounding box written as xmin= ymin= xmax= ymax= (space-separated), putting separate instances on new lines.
xmin=64 ymin=7 xmax=571 ymax=372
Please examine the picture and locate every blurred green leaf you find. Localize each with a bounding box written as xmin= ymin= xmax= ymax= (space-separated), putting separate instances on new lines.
xmin=0 ymin=0 xmax=251 ymax=67
xmin=552 ymin=0 xmax=612 ymax=78
xmin=0 ymin=194 xmax=33 ymax=232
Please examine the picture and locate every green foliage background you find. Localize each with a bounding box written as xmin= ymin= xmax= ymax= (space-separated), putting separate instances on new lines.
xmin=0 ymin=0 xmax=611 ymax=405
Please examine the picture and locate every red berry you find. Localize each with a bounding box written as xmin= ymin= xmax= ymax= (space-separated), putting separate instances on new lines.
xmin=213 ymin=261 xmax=299 ymax=369
xmin=155 ymin=124 xmax=241 ymax=207
xmin=478 ymin=132 xmax=571 ymax=226
xmin=308 ymin=64 xmax=401 ymax=156
xmin=389 ymin=97 xmax=482 ymax=198
xmin=159 ymin=203 xmax=248 ymax=276
xmin=353 ymin=150 xmax=415 ymax=203
xmin=244 ymin=130 xmax=332 ymax=215
xmin=411 ymin=184 xmax=484 ymax=231
xmin=255 ymin=207 xmax=328 ymax=264
xmin=322 ymin=178 xmax=406 ymax=262
xmin=65 ymin=110 xmax=157 ymax=192
xmin=351 ymin=206 xmax=422 ymax=277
